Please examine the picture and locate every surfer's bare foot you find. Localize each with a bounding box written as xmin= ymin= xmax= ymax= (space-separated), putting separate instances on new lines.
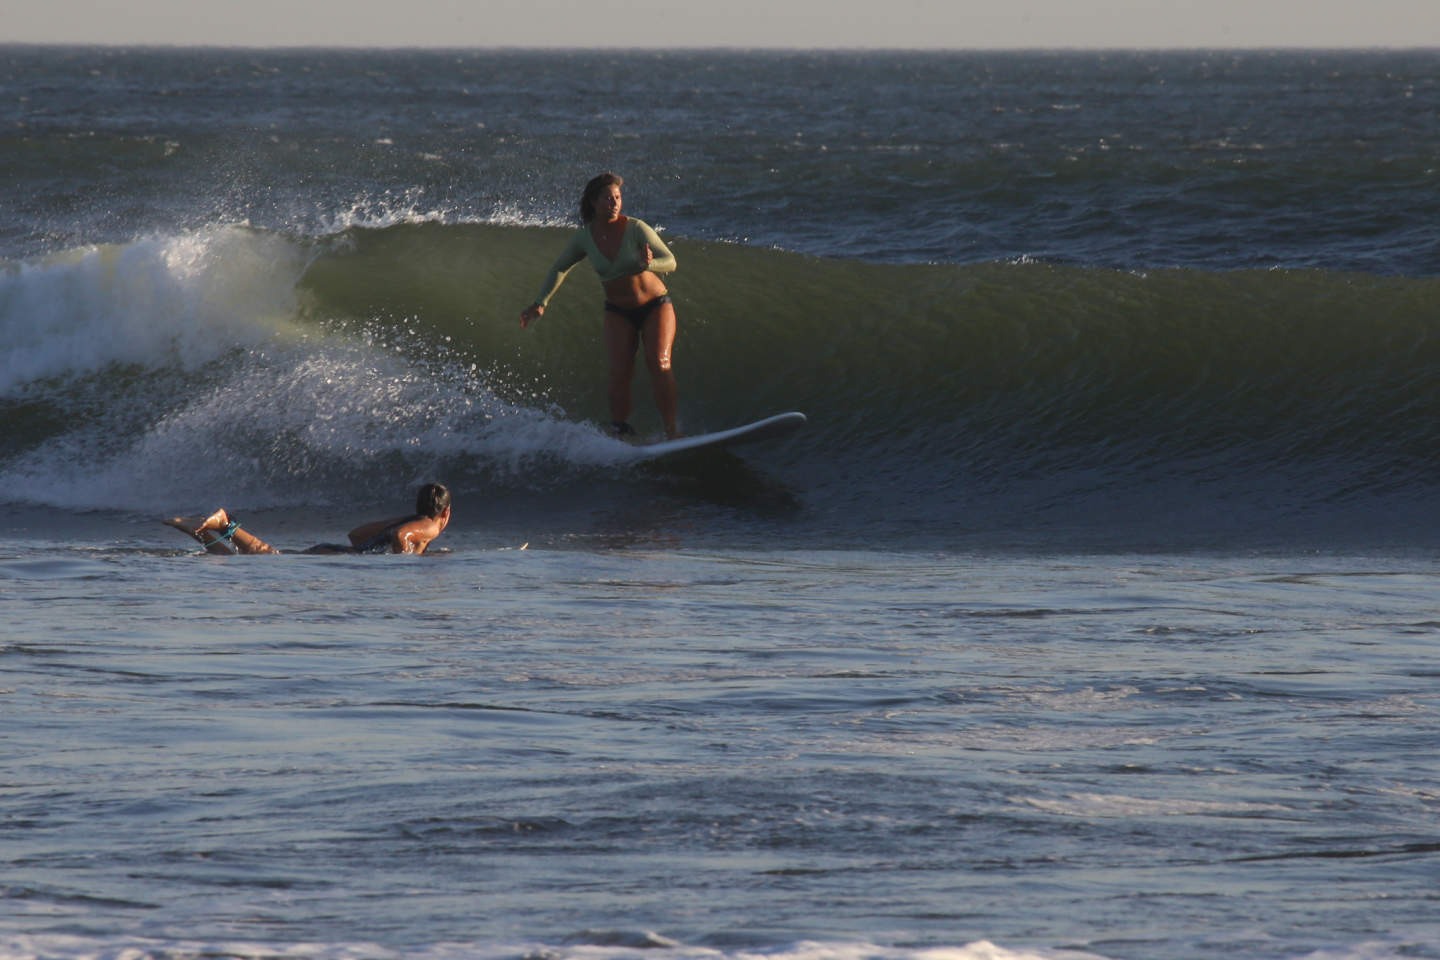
xmin=163 ymin=508 xmax=229 ymax=538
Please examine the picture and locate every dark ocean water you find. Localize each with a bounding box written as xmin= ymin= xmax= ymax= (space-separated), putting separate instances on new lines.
xmin=2 ymin=47 xmax=1439 ymax=960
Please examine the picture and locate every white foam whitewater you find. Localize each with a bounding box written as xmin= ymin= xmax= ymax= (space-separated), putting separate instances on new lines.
xmin=0 ymin=225 xmax=635 ymax=512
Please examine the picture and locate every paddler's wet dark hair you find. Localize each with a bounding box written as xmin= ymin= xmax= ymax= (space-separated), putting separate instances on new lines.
xmin=415 ymin=483 xmax=451 ymax=519
xmin=580 ymin=172 xmax=623 ymax=223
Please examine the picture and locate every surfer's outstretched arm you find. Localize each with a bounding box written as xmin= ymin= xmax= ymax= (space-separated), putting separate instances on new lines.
xmin=163 ymin=508 xmax=279 ymax=555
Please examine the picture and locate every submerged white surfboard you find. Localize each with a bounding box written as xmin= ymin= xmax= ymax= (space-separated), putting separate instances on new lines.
xmin=622 ymin=411 xmax=807 ymax=460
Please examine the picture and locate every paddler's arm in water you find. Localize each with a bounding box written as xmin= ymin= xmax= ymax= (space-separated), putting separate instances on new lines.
xmin=346 ymin=516 xmax=406 ymax=549
xmin=393 ymin=516 xmax=444 ymax=554
xmin=346 ymin=510 xmax=451 ymax=554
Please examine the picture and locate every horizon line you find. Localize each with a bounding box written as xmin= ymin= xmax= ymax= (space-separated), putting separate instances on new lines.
xmin=4 ymin=40 xmax=1440 ymax=53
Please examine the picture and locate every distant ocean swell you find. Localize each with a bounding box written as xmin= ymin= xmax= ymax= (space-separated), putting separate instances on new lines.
xmin=3 ymin=223 xmax=1437 ymax=541
xmin=6 ymin=48 xmax=1439 ymax=278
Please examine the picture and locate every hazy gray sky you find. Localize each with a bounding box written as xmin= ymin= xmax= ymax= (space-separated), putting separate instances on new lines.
xmin=7 ymin=0 xmax=1440 ymax=49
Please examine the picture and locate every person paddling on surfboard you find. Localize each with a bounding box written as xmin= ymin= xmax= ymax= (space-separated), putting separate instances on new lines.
xmin=519 ymin=172 xmax=681 ymax=439
xmin=163 ymin=483 xmax=452 ymax=556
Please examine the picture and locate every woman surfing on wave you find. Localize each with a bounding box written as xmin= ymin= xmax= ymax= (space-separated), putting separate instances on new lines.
xmin=520 ymin=173 xmax=681 ymax=438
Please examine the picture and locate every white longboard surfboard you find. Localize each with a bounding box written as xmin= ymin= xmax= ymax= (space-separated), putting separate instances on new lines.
xmin=621 ymin=411 xmax=807 ymax=460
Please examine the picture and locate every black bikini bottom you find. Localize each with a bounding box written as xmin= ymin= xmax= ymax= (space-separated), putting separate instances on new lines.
xmin=603 ymin=294 xmax=673 ymax=331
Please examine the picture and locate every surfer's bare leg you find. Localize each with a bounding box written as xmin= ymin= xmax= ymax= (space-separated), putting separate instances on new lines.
xmin=643 ymin=301 xmax=680 ymax=438
xmin=164 ymin=511 xmax=236 ymax=555
xmin=163 ymin=508 xmax=279 ymax=555
xmin=603 ymin=312 xmax=640 ymax=430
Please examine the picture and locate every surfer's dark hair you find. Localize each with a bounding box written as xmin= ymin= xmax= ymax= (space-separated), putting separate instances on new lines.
xmin=580 ymin=172 xmax=623 ymax=223
xmin=415 ymin=483 xmax=451 ymax=519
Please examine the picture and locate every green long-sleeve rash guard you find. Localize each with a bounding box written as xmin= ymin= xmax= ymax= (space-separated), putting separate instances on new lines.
xmin=532 ymin=217 xmax=677 ymax=308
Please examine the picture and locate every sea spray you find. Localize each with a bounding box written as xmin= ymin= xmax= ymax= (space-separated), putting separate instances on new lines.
xmin=0 ymin=227 xmax=310 ymax=395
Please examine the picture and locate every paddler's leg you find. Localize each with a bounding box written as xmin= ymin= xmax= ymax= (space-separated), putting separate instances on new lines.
xmin=164 ymin=512 xmax=236 ymax=555
xmin=603 ymin=310 xmax=640 ymax=433
xmin=163 ymin=508 xmax=280 ymax=555
xmin=642 ymin=300 xmax=679 ymax=438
